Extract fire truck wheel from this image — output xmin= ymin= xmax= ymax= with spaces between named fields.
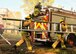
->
xmin=67 ymin=33 xmax=76 ymax=46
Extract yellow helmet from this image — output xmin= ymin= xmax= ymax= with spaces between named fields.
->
xmin=26 ymin=16 xmax=31 ymax=19
xmin=25 ymin=15 xmax=31 ymax=20
xmin=60 ymin=19 xmax=64 ymax=23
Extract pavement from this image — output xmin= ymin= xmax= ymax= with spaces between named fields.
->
xmin=0 ymin=33 xmax=76 ymax=54
xmin=0 ymin=40 xmax=76 ymax=54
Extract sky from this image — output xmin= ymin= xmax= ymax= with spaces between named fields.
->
xmin=0 ymin=0 xmax=23 ymax=11
xmin=52 ymin=0 xmax=76 ymax=11
xmin=0 ymin=0 xmax=25 ymax=19
xmin=0 ymin=0 xmax=76 ymax=19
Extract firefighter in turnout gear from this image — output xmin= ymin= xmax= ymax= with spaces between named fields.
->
xmin=13 ymin=2 xmax=42 ymax=52
xmin=33 ymin=2 xmax=42 ymax=17
xmin=52 ymin=19 xmax=67 ymax=48
xmin=31 ymin=2 xmax=45 ymax=18
xmin=13 ymin=16 xmax=33 ymax=52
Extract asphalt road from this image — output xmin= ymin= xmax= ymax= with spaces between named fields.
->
xmin=0 ymin=32 xmax=76 ymax=54
xmin=0 ymin=39 xmax=76 ymax=54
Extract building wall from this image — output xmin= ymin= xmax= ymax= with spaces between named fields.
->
xmin=0 ymin=8 xmax=21 ymax=34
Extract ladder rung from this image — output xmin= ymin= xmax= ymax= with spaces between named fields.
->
xmin=71 ymin=25 xmax=73 ymax=32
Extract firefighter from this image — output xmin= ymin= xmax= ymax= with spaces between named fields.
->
xmin=13 ymin=16 xmax=33 ymax=52
xmin=13 ymin=2 xmax=43 ymax=52
xmin=31 ymin=2 xmax=41 ymax=18
xmin=35 ymin=2 xmax=42 ymax=11
xmin=0 ymin=24 xmax=4 ymax=35
xmin=0 ymin=24 xmax=4 ymax=39
xmin=52 ymin=19 xmax=67 ymax=48
xmin=31 ymin=2 xmax=45 ymax=18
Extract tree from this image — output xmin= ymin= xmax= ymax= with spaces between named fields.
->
xmin=20 ymin=0 xmax=54 ymax=15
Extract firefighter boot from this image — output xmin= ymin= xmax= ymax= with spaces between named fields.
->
xmin=61 ymin=41 xmax=66 ymax=49
xmin=14 ymin=45 xmax=17 ymax=50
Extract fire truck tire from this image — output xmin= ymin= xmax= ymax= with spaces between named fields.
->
xmin=66 ymin=33 xmax=76 ymax=46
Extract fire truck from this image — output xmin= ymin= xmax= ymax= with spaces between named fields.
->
xmin=2 ymin=6 xmax=76 ymax=48
xmin=32 ymin=6 xmax=76 ymax=47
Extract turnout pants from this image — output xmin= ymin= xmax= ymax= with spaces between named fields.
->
xmin=15 ymin=31 xmax=32 ymax=51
